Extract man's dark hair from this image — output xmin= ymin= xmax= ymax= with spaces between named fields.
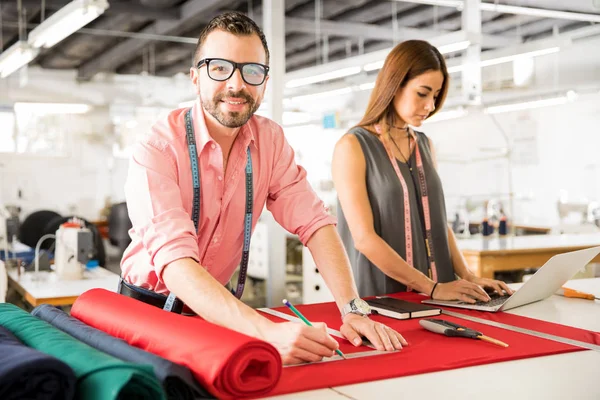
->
xmin=193 ymin=11 xmax=270 ymax=66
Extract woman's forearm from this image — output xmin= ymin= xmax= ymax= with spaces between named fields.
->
xmin=355 ymin=232 xmax=435 ymax=295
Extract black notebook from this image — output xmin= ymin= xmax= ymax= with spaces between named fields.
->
xmin=366 ymin=296 xmax=441 ymax=320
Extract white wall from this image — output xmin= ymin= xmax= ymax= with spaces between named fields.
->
xmin=425 ymin=92 xmax=600 ymax=226
xmin=0 ymin=139 xmax=129 ymax=221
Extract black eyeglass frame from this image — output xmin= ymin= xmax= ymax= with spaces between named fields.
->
xmin=196 ymin=58 xmax=270 ymax=86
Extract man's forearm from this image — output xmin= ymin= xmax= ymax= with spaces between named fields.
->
xmin=162 ymin=258 xmax=271 ymax=338
xmin=306 ymin=225 xmax=360 ymax=310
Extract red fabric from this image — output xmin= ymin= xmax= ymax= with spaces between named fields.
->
xmin=261 ymin=292 xmax=600 ymax=397
xmin=71 ymin=289 xmax=282 ymax=399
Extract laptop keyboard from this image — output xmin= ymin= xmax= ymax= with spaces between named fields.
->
xmin=459 ymin=294 xmax=511 ymax=307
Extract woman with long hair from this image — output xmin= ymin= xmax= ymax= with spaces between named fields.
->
xmin=332 ymin=40 xmax=512 ymax=302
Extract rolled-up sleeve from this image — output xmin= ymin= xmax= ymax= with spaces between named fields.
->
xmin=266 ymin=128 xmax=336 ymax=245
xmin=125 ymin=139 xmax=199 ymax=280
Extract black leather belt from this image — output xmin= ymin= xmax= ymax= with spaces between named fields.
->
xmin=117 ymin=278 xmax=185 ymax=314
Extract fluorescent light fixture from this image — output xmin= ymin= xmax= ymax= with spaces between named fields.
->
xmin=14 ymin=102 xmax=92 ymax=115
xmin=178 ymin=99 xmax=196 ymax=108
xmin=479 ymin=3 xmax=600 ymax=23
xmin=364 ymin=40 xmax=470 ymax=73
xmin=437 ymin=40 xmax=471 ymax=54
xmin=392 ymin=0 xmax=463 ymax=8
xmin=28 ymin=0 xmax=109 ymax=48
xmin=290 ymin=87 xmax=353 ymax=102
xmin=396 ymin=1 xmax=600 ymax=23
xmin=358 ymin=81 xmax=376 ymax=91
xmin=286 ymin=66 xmax=362 ymax=88
xmin=479 ymin=47 xmax=560 ymax=67
xmin=424 ymin=106 xmax=468 ymax=123
xmin=363 ymin=60 xmax=384 ymax=72
xmin=484 ymin=94 xmax=574 ymax=114
xmin=446 ymin=46 xmax=560 ymax=74
xmin=282 ymin=111 xmax=313 ymax=126
xmin=0 ymin=41 xmax=39 ymax=78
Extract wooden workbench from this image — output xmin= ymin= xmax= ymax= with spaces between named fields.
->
xmin=457 ymin=233 xmax=600 ymax=278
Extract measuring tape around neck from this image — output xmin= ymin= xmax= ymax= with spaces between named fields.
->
xmin=164 ymin=109 xmax=254 ymax=311
xmin=375 ymin=125 xmax=438 ymax=284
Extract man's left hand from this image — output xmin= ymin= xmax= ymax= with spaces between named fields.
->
xmin=340 ymin=314 xmax=407 ymax=351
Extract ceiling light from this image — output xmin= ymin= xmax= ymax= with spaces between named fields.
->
xmin=392 ymin=0 xmax=463 ymax=8
xmin=286 ymin=66 xmax=362 ymax=88
xmin=178 ymin=99 xmax=196 ymax=108
xmin=28 ymin=0 xmax=109 ymax=49
xmin=363 ymin=60 xmax=384 ymax=72
xmin=483 ymin=94 xmax=574 ymax=114
xmin=289 ymin=87 xmax=353 ymax=102
xmin=14 ymin=102 xmax=92 ymax=115
xmin=423 ymin=106 xmax=468 ymax=123
xmin=479 ymin=47 xmax=560 ymax=67
xmin=446 ymin=46 xmax=560 ymax=74
xmin=0 ymin=41 xmax=39 ymax=78
xmin=437 ymin=40 xmax=471 ymax=54
xmin=397 ymin=1 xmax=600 ymax=23
xmin=364 ymin=40 xmax=470 ymax=73
xmin=479 ymin=3 xmax=600 ymax=23
xmin=358 ymin=81 xmax=376 ymax=91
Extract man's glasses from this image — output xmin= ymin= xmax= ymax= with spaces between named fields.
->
xmin=197 ymin=58 xmax=269 ymax=86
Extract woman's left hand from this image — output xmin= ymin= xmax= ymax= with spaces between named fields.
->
xmin=465 ymin=275 xmax=514 ymax=296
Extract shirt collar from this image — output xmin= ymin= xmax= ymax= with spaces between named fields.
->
xmin=191 ymin=98 xmax=257 ymax=152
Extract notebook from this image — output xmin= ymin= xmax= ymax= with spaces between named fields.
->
xmin=422 ymin=245 xmax=600 ymax=312
xmin=366 ymin=296 xmax=441 ymax=320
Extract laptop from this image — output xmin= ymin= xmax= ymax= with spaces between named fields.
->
xmin=422 ymin=245 xmax=600 ymax=312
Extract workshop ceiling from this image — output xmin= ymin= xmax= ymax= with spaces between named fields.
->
xmin=0 ymin=0 xmax=596 ymax=81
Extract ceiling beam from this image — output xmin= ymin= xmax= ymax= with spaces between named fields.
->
xmin=286 ymin=17 xmax=518 ymax=47
xmin=392 ymin=1 xmax=600 ymax=23
xmin=17 ymin=0 xmax=180 ymax=20
xmin=77 ymin=0 xmax=233 ymax=80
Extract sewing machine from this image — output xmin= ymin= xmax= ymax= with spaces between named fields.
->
xmin=53 ymin=220 xmax=94 ymax=280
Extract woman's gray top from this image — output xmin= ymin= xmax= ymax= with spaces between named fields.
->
xmin=337 ymin=127 xmax=455 ymax=297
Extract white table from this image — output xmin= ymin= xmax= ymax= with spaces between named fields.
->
xmin=7 ymin=267 xmax=120 ymax=307
xmin=265 ymin=278 xmax=600 ymax=400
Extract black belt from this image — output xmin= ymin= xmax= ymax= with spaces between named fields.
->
xmin=117 ymin=279 xmax=186 ymax=314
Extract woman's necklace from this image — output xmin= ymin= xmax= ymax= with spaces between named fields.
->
xmin=388 ymin=127 xmax=413 ymax=172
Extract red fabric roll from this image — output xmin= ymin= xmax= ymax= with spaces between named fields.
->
xmin=71 ymin=289 xmax=281 ymax=399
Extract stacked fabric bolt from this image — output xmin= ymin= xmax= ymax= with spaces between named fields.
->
xmin=0 ymin=303 xmax=165 ymax=400
xmin=32 ymin=304 xmax=213 ymax=400
xmin=0 ymin=325 xmax=76 ymax=400
xmin=72 ymin=289 xmax=283 ymax=399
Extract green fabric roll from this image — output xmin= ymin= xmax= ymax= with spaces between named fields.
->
xmin=0 ymin=303 xmax=165 ymax=400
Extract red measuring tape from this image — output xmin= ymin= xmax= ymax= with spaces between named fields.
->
xmin=375 ymin=125 xmax=438 ymax=285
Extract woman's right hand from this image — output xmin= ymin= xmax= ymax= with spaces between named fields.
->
xmin=432 ymin=280 xmax=491 ymax=303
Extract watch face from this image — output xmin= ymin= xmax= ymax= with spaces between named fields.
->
xmin=353 ymin=298 xmax=371 ymax=314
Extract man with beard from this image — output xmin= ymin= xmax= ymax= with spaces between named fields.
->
xmin=120 ymin=11 xmax=406 ymax=365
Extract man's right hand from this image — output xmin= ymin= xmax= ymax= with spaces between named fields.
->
xmin=261 ymin=321 xmax=340 ymax=365
xmin=433 ymin=280 xmax=491 ymax=303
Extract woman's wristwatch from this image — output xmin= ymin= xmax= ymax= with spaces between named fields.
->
xmin=341 ymin=298 xmax=372 ymax=319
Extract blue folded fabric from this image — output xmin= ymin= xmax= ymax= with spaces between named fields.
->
xmin=0 ymin=325 xmax=76 ymax=400
xmin=32 ymin=304 xmax=213 ymax=399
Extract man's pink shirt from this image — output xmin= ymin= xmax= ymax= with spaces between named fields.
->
xmin=121 ymin=101 xmax=335 ymax=294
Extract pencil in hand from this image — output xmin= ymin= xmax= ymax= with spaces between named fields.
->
xmin=282 ymin=299 xmax=347 ymax=360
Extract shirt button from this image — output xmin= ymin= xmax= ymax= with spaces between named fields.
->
xmin=211 ymin=143 xmax=216 ymax=150
xmin=213 ymin=237 xmax=218 ymax=243
xmin=218 ymin=176 xmax=223 ymax=181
